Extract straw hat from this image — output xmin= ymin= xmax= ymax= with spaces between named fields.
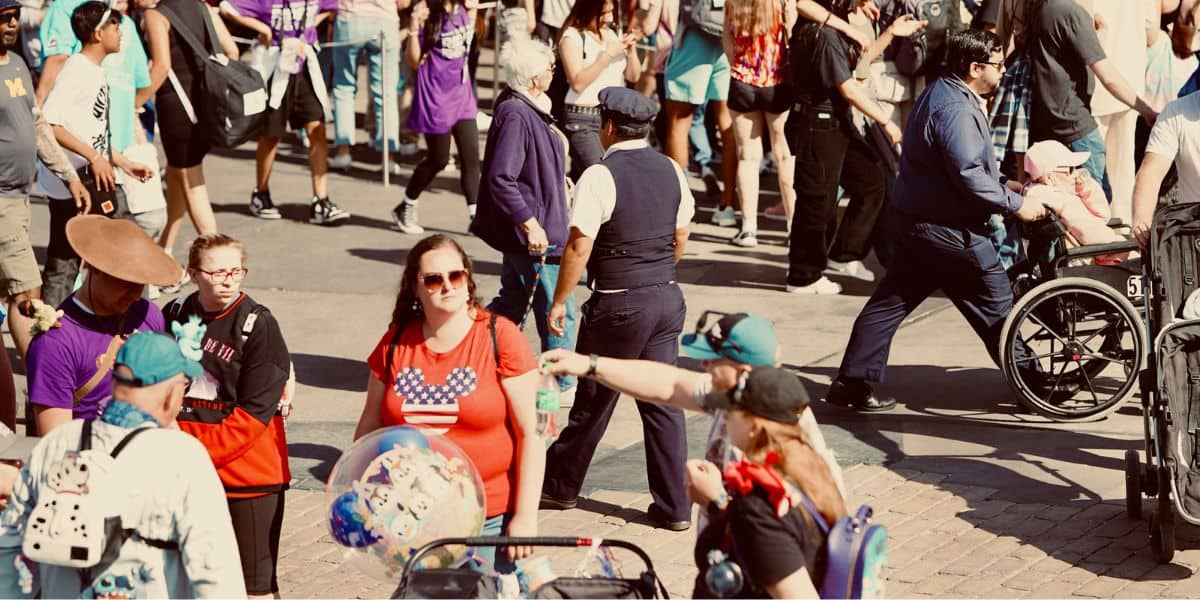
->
xmin=65 ymin=215 xmax=180 ymax=286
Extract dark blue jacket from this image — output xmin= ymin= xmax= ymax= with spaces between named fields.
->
xmin=470 ymin=88 xmax=569 ymax=257
xmin=891 ymin=75 xmax=1023 ymax=231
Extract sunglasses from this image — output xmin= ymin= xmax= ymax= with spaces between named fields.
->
xmin=420 ymin=269 xmax=469 ymax=293
xmin=0 ymin=9 xmax=20 ymax=23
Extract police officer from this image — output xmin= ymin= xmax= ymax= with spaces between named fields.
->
xmin=826 ymin=30 xmax=1047 ymax=411
xmin=543 ymin=86 xmax=695 ymax=531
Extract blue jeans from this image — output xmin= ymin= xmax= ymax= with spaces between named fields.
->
xmin=488 ymin=253 xmax=578 ymax=390
xmin=467 ymin=514 xmax=516 ymax=575
xmin=689 ymin=102 xmax=712 ymax=168
xmin=331 ymin=15 xmax=401 ymax=151
xmin=1068 ymin=128 xmax=1112 ymax=202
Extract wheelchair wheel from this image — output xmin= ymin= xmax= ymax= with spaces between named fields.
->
xmin=999 ymin=277 xmax=1146 ymax=422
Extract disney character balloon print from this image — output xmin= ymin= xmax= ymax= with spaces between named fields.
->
xmin=325 ymin=426 xmax=486 ymax=580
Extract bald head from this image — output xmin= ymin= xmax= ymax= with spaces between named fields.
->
xmin=111 ymin=365 xmax=188 ymax=426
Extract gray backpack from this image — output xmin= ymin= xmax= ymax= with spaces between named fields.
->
xmin=683 ymin=0 xmax=725 ymax=40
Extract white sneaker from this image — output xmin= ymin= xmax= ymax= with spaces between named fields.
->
xmin=711 ymin=206 xmax=736 ymax=227
xmin=476 ymin=111 xmax=493 ymax=131
xmin=392 ymin=201 xmax=424 ymax=234
xmin=786 ymin=276 xmax=843 ymax=295
xmin=731 ymin=230 xmax=758 ymax=248
xmin=397 ymin=141 xmax=419 ymax=157
xmin=826 ymin=259 xmax=876 ymax=282
xmin=467 ymin=203 xmax=477 ymax=220
xmin=328 ymin=153 xmax=352 ymax=169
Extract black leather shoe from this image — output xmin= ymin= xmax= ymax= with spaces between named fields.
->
xmin=646 ymin=504 xmax=690 ymax=531
xmin=825 ymin=378 xmax=898 ymax=412
xmin=540 ymin=493 xmax=577 ymax=510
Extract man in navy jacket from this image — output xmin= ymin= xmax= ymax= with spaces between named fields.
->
xmin=471 ymin=38 xmax=576 ymax=387
xmin=826 ymin=30 xmax=1047 ymax=412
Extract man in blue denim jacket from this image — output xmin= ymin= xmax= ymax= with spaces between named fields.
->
xmin=825 ymin=30 xmax=1048 ymax=412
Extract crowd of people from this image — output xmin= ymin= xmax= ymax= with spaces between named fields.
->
xmin=0 ymin=0 xmax=1195 ymax=597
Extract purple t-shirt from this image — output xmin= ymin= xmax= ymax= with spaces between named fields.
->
xmin=227 ymin=0 xmax=335 ymax=45
xmin=27 ymin=296 xmax=166 ymax=420
xmin=407 ymin=6 xmax=478 ymax=135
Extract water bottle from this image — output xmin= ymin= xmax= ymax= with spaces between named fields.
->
xmin=536 ymin=370 xmax=561 ymax=441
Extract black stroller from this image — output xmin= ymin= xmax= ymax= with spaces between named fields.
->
xmin=1125 ymin=201 xmax=1200 ymax=562
xmin=391 ymin=536 xmax=671 ymax=599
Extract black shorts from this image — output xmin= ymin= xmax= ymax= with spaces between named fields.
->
xmin=156 ymin=85 xmax=211 ymax=169
xmin=728 ymin=79 xmax=792 ymax=114
xmin=264 ymin=71 xmax=326 ymax=139
xmin=228 ymin=492 xmax=285 ymax=595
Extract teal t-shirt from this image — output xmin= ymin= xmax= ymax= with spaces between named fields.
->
xmin=41 ymin=8 xmax=150 ymax=152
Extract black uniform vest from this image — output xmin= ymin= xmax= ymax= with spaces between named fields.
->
xmin=587 ymin=147 xmax=681 ymax=290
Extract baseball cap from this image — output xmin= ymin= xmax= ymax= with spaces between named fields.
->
xmin=702 ymin=367 xmax=810 ymax=424
xmin=680 ymin=312 xmax=778 ymax=367
xmin=113 ymin=332 xmax=203 ymax=387
xmin=1024 ymin=140 xmax=1090 ymax=181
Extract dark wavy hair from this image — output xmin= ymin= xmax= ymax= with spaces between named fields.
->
xmin=560 ymin=0 xmax=617 ymax=40
xmin=389 ymin=234 xmax=483 ymax=330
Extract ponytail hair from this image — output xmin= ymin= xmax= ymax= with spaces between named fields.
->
xmin=744 ymin=414 xmax=846 ymax=527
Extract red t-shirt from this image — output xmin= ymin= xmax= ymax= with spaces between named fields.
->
xmin=367 ymin=311 xmax=537 ymax=517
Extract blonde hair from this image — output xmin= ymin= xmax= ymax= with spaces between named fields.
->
xmin=187 ymin=234 xmax=246 ymax=270
xmin=728 ymin=0 xmax=781 ymax=38
xmin=743 ymin=412 xmax=846 ymax=526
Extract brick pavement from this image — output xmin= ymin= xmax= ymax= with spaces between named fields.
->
xmin=276 ymin=464 xmax=1200 ymax=598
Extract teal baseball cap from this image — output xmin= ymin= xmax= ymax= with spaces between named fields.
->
xmin=680 ymin=312 xmax=779 ymax=367
xmin=113 ymin=332 xmax=203 ymax=387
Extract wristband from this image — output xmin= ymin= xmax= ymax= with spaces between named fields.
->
xmin=586 ymin=354 xmax=598 ymax=379
xmin=707 ymin=491 xmax=729 ymax=515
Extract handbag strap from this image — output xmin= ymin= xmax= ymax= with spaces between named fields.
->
xmin=73 ymin=314 xmax=128 ymax=405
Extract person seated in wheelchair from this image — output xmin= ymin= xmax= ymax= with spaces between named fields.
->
xmin=1022 ymin=140 xmax=1132 ymax=265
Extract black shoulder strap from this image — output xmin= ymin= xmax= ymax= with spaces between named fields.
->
xmin=111 ymin=426 xmax=153 ymax=459
xmin=80 ymin=419 xmax=94 ymax=452
xmin=242 ymin=304 xmax=267 ymax=344
xmin=163 ymin=296 xmax=186 ymax=323
xmin=155 ymin=4 xmax=212 ymax=60
xmin=488 ymin=313 xmax=500 ymax=367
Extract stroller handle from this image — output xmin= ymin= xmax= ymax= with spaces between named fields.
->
xmin=400 ymin=536 xmax=661 ymax=583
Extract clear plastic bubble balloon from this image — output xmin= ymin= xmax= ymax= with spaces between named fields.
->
xmin=325 ymin=425 xmax=487 ymax=580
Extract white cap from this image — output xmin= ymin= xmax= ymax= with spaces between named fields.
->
xmin=1024 ymin=140 xmax=1090 ymax=181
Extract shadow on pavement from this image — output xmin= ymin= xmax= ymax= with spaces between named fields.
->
xmin=288 ymin=441 xmax=343 ymax=488
xmin=347 ymin=247 xmax=504 ymax=277
xmin=790 ymin=364 xmax=1192 ymax=580
xmin=292 ymin=353 xmax=369 ymax=392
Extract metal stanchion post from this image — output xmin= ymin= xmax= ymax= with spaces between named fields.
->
xmin=491 ymin=6 xmax=499 ymax=107
xmin=380 ymin=30 xmax=390 ymax=187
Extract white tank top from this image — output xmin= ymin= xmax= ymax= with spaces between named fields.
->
xmin=562 ymin=27 xmax=626 ymax=107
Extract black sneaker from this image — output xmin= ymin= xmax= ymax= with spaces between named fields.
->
xmin=825 ymin=377 xmax=897 ymax=412
xmin=249 ymin=189 xmax=282 ymax=220
xmin=310 ymin=196 xmax=350 ymax=226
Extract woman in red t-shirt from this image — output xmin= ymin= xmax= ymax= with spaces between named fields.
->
xmin=354 ymin=234 xmax=542 ymax=572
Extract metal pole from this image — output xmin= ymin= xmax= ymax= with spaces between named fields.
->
xmin=491 ymin=6 xmax=499 ymax=109
xmin=380 ymin=30 xmax=391 ymax=188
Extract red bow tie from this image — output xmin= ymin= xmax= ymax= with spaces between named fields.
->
xmin=723 ymin=452 xmax=791 ymax=515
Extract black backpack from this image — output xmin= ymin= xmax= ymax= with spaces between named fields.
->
xmin=891 ymin=0 xmax=965 ymax=77
xmin=156 ymin=4 xmax=268 ymax=148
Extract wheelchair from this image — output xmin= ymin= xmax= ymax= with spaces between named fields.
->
xmin=996 ymin=213 xmax=1146 ymax=422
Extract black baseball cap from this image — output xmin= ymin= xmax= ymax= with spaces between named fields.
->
xmin=703 ymin=367 xmax=810 ymax=424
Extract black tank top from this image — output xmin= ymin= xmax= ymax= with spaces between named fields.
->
xmin=156 ymin=0 xmax=208 ymax=90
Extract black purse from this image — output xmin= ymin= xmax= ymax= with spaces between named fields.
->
xmin=393 ymin=569 xmax=501 ymax=599
xmin=77 ymin=164 xmax=129 ymax=218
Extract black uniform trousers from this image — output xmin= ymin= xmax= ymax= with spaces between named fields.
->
xmin=543 ymin=282 xmax=690 ymax=521
xmin=839 ymin=213 xmax=1014 ymax=382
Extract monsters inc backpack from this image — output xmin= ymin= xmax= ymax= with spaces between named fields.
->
xmin=791 ymin=488 xmax=888 ymax=599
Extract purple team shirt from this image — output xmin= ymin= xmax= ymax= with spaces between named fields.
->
xmin=27 ymin=297 xmax=166 ymax=420
xmin=407 ymin=6 xmax=478 ymax=135
xmin=227 ymin=0 xmax=336 ymax=46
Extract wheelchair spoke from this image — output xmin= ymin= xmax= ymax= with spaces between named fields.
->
xmin=1080 ymin=351 xmax=1131 ymax=367
xmin=1078 ymin=361 xmax=1100 ymax=407
xmin=1027 ymin=313 xmax=1070 ymax=346
xmin=1014 ymin=351 xmax=1062 ymax=365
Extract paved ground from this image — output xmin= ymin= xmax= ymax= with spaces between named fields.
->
xmin=11 ymin=62 xmax=1200 ymax=596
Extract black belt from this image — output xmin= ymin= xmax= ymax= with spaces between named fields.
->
xmin=565 ymin=104 xmax=602 ymax=115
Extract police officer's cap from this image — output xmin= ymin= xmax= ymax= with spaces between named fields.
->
xmin=598 ymin=87 xmax=658 ymax=125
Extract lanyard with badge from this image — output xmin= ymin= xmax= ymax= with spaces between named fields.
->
xmin=276 ymin=0 xmax=309 ymax=74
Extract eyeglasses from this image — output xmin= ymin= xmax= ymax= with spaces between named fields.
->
xmin=420 ymin=269 xmax=469 ymax=293
xmin=195 ymin=267 xmax=248 ymax=282
xmin=975 ymin=60 xmax=1004 ymax=70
